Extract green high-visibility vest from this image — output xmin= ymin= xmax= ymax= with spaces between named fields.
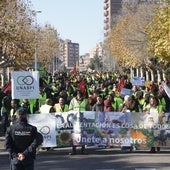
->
xmin=54 ymin=103 xmax=69 ymax=112
xmin=69 ymin=98 xmax=88 ymax=111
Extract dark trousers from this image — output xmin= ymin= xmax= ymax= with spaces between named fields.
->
xmin=10 ymin=157 xmax=34 ymax=170
xmin=150 ymin=147 xmax=160 ymax=153
xmin=72 ymin=145 xmax=85 ymax=153
xmin=1 ymin=113 xmax=9 ymax=134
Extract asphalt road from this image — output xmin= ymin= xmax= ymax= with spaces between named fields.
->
xmin=1 ymin=146 xmax=170 ymax=170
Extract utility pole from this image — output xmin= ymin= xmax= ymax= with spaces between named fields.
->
xmin=33 ymin=10 xmax=42 ymax=71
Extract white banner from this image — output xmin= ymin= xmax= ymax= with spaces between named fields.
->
xmin=120 ymin=88 xmax=133 ymax=97
xmin=11 ymin=71 xmax=39 ymax=99
xmin=28 ymin=113 xmax=56 ymax=147
xmin=28 ymin=111 xmax=170 ymax=148
xmin=162 ymin=82 xmax=170 ymax=99
xmin=131 ymin=77 xmax=145 ymax=86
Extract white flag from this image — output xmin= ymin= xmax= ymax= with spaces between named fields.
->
xmin=162 ymin=82 xmax=170 ymax=99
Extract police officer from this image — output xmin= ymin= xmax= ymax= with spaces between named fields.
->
xmin=5 ymin=107 xmax=41 ymax=170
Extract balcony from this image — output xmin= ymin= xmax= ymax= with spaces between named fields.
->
xmin=104 ymin=17 xmax=109 ymax=23
xmin=104 ymin=0 xmax=109 ymax=3
xmin=104 ymin=10 xmax=109 ymax=17
xmin=104 ymin=24 xmax=110 ymax=30
xmin=104 ymin=32 xmax=109 ymax=37
xmin=104 ymin=3 xmax=109 ymax=10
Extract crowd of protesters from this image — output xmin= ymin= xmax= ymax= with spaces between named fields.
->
xmin=0 ymin=70 xmax=170 ymax=153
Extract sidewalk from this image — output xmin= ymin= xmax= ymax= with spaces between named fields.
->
xmin=0 ymin=136 xmax=7 ymax=155
xmin=0 ymin=136 xmax=5 ymax=149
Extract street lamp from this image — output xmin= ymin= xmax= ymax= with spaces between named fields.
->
xmin=33 ymin=10 xmax=42 ymax=71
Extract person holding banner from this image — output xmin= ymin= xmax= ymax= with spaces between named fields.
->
xmin=69 ymin=90 xmax=90 ymax=155
xmin=54 ymin=97 xmax=69 ymax=112
xmin=146 ymin=96 xmax=165 ymax=153
xmin=92 ymin=95 xmax=104 ymax=112
xmin=104 ymin=94 xmax=114 ymax=112
xmin=69 ymin=90 xmax=90 ymax=112
xmin=39 ymin=98 xmax=55 ymax=151
xmin=39 ymin=98 xmax=55 ymax=114
xmin=119 ymin=95 xmax=139 ymax=113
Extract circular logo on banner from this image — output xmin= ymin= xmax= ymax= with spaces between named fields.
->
xmin=17 ymin=76 xmax=34 ymax=85
xmin=39 ymin=126 xmax=50 ymax=135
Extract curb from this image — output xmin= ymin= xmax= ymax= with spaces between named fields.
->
xmin=0 ymin=136 xmax=5 ymax=141
xmin=0 ymin=136 xmax=5 ymax=151
xmin=0 ymin=149 xmax=7 ymax=155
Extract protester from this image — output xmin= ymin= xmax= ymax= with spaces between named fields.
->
xmin=145 ymin=96 xmax=165 ymax=153
xmin=92 ymin=95 xmax=104 ymax=112
xmin=20 ymin=99 xmax=32 ymax=114
xmin=104 ymin=94 xmax=114 ymax=112
xmin=54 ymin=97 xmax=69 ymax=112
xmin=39 ymin=98 xmax=55 ymax=151
xmin=9 ymin=99 xmax=21 ymax=125
xmin=109 ymin=91 xmax=123 ymax=111
xmin=69 ymin=90 xmax=90 ymax=155
xmin=119 ymin=95 xmax=139 ymax=112
xmin=39 ymin=98 xmax=55 ymax=113
xmin=39 ymin=88 xmax=47 ymax=107
xmin=69 ymin=90 xmax=90 ymax=112
xmin=1 ymin=91 xmax=11 ymax=134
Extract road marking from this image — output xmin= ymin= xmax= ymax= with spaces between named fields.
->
xmin=95 ymin=169 xmax=156 ymax=170
xmin=135 ymin=168 xmax=156 ymax=170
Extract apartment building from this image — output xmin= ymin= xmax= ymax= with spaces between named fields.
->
xmin=59 ymin=39 xmax=79 ymax=69
xmin=104 ymin=0 xmax=122 ymax=37
xmin=104 ymin=0 xmax=159 ymax=37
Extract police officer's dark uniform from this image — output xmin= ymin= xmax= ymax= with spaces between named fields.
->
xmin=5 ymin=107 xmax=41 ymax=170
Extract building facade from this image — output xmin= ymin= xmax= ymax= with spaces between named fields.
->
xmin=58 ymin=39 xmax=79 ymax=70
xmin=104 ymin=0 xmax=122 ymax=37
xmin=104 ymin=0 xmax=158 ymax=37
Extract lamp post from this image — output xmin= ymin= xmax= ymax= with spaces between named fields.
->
xmin=34 ymin=10 xmax=42 ymax=71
